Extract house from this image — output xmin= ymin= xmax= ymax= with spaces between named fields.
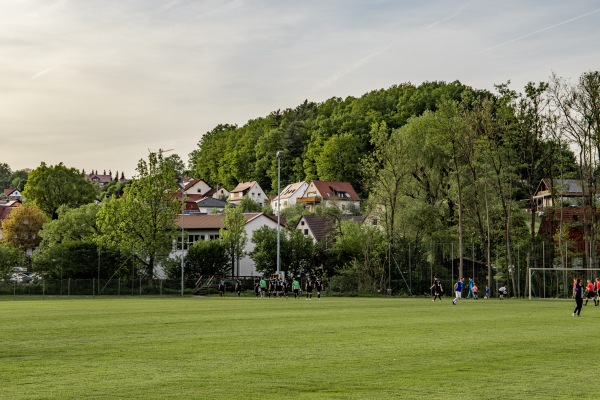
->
xmin=533 ymin=179 xmax=585 ymax=212
xmin=229 ymin=181 xmax=267 ymax=207
xmin=175 ymin=192 xmax=204 ymax=214
xmin=271 ymin=181 xmax=308 ymax=215
xmin=84 ymin=170 xmax=113 ymax=187
xmin=173 ymin=212 xmax=283 ymax=276
xmin=3 ymin=188 xmax=22 ymax=201
xmin=205 ymin=186 xmax=230 ymax=201
xmin=296 ymin=214 xmax=363 ymax=245
xmin=196 ymin=197 xmax=231 ymax=214
xmin=183 ymin=178 xmax=212 ymax=196
xmin=538 ymin=207 xmax=600 ymax=256
xmin=296 ymin=181 xmax=361 ymax=214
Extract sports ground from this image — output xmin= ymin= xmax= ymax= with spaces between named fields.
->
xmin=1 ymin=296 xmax=595 ymax=399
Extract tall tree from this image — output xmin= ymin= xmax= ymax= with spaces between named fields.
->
xmin=96 ymin=151 xmax=180 ymax=277
xmin=0 ymin=243 xmax=27 ymax=277
xmin=0 ymin=163 xmax=12 ymax=190
xmin=9 ymin=169 xmax=30 ymax=191
xmin=2 ymin=205 xmax=48 ymax=252
xmin=550 ymin=71 xmax=600 ymax=268
xmin=219 ymin=206 xmax=247 ymax=277
xmin=23 ymin=163 xmax=97 ymax=219
xmin=39 ymin=204 xmax=100 ymax=247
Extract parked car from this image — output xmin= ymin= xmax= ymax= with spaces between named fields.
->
xmin=9 ymin=273 xmax=32 ymax=283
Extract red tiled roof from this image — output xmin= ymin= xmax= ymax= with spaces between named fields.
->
xmin=84 ymin=174 xmax=113 ymax=183
xmin=183 ymin=178 xmax=209 ymax=191
xmin=3 ymin=188 xmax=17 ymax=196
xmin=231 ymin=181 xmax=257 ymax=193
xmin=175 ymin=213 xmax=263 ymax=229
xmin=0 ymin=206 xmax=15 ymax=223
xmin=175 ymin=192 xmax=204 ymax=201
xmin=310 ymin=181 xmax=360 ymax=201
xmin=299 ymin=214 xmax=362 ymax=242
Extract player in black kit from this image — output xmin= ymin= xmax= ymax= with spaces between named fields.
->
xmin=305 ymin=277 xmax=313 ymax=300
xmin=315 ymin=277 xmax=323 ymax=300
xmin=430 ymin=275 xmax=443 ymax=302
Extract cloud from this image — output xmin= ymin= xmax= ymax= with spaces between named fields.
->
xmin=480 ymin=7 xmax=600 ymax=53
xmin=29 ymin=66 xmax=57 ymax=80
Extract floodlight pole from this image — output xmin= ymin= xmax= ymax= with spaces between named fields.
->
xmin=276 ymin=150 xmax=283 ymax=278
xmin=181 ymin=190 xmax=185 ymax=297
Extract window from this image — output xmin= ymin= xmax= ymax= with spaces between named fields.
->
xmin=300 ymin=221 xmax=305 ymax=226
xmin=304 ymin=229 xmax=309 ymax=235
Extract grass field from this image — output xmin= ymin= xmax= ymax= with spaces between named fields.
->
xmin=1 ymin=295 xmax=596 ymax=399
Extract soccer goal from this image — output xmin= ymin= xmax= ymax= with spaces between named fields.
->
xmin=528 ymin=268 xmax=600 ymax=300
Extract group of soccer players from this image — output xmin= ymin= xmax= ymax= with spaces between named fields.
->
xmin=253 ymin=276 xmax=324 ymax=300
xmin=581 ymin=278 xmax=600 ymax=306
xmin=572 ymin=277 xmax=600 ymax=317
xmin=430 ymin=275 xmax=492 ymax=305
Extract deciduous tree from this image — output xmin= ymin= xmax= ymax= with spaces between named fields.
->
xmin=2 ymin=205 xmax=48 ymax=251
xmin=23 ymin=163 xmax=97 ymax=219
xmin=220 ymin=206 xmax=247 ymax=277
xmin=96 ymin=151 xmax=180 ymax=277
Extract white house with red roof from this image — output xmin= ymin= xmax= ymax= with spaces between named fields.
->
xmin=296 ymin=180 xmax=361 ymax=214
xmin=3 ymin=188 xmax=22 ymax=201
xmin=205 ymin=186 xmax=230 ymax=201
xmin=229 ymin=181 xmax=267 ymax=207
xmin=271 ymin=181 xmax=308 ymax=215
xmin=183 ymin=178 xmax=212 ymax=196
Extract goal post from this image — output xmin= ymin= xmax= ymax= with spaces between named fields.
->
xmin=528 ymin=268 xmax=600 ymax=300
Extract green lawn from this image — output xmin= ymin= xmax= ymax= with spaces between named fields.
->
xmin=0 ymin=295 xmax=594 ymax=399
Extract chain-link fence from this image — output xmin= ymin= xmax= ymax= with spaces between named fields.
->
xmin=0 ymin=275 xmax=266 ymax=299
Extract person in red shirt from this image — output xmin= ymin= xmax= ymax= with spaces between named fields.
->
xmin=594 ymin=278 xmax=600 ymax=306
xmin=584 ymin=279 xmax=595 ymax=306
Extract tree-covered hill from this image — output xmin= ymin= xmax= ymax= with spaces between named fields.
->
xmin=188 ymin=80 xmax=491 ymax=197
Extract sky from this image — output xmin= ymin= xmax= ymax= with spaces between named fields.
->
xmin=2 ymin=0 xmax=599 ymax=178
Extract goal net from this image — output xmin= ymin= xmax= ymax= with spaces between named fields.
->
xmin=528 ymin=268 xmax=600 ymax=300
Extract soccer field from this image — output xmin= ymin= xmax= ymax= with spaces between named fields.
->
xmin=1 ymin=296 xmax=595 ymax=399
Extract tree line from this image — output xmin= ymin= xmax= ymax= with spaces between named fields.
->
xmin=2 ymin=72 xmax=600 ymax=296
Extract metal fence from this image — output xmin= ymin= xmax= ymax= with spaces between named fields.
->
xmin=0 ymin=278 xmax=199 ymax=298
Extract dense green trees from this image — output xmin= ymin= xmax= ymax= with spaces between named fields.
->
xmin=219 ymin=206 xmax=248 ymax=277
xmin=96 ymin=151 xmax=180 ymax=277
xmin=181 ymin=240 xmax=229 ymax=279
xmin=23 ymin=163 xmax=97 ymax=219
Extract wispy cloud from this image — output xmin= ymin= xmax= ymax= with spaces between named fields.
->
xmin=316 ymin=5 xmax=465 ymax=90
xmin=315 ymin=43 xmax=394 ymax=89
xmin=29 ymin=66 xmax=57 ymax=80
xmin=480 ymin=7 xmax=600 ymax=53
xmin=426 ymin=6 xmax=464 ymax=29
